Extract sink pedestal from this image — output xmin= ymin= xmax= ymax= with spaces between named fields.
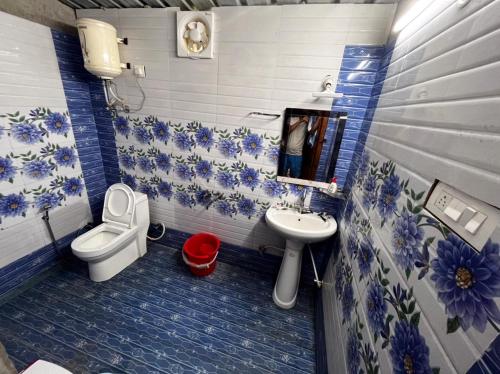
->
xmin=273 ymin=239 xmax=304 ymax=309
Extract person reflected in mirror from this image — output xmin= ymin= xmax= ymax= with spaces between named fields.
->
xmin=280 ymin=115 xmax=321 ymax=178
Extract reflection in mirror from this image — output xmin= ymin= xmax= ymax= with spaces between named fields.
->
xmin=277 ymin=108 xmax=346 ymax=187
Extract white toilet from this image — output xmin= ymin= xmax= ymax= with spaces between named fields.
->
xmin=71 ymin=183 xmax=150 ymax=282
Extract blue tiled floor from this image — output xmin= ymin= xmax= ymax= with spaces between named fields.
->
xmin=0 ymin=243 xmax=316 ymax=373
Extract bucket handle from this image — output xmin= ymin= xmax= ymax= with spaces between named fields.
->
xmin=182 ymin=251 xmax=218 ymax=269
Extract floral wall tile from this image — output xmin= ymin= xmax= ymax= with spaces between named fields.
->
xmin=324 ymin=147 xmax=500 ymax=373
xmin=0 ymin=108 xmax=88 ymax=229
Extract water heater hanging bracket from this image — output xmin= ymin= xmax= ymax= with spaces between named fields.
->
xmin=117 ymin=37 xmax=128 ymax=45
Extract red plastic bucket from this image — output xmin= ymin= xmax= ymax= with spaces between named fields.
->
xmin=182 ymin=233 xmax=221 ymax=276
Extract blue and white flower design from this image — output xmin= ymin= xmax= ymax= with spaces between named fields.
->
xmin=239 ymin=167 xmax=260 ymax=190
xmin=23 ymin=160 xmax=52 ymax=179
xmin=289 ymin=184 xmax=309 ymax=197
xmin=346 ymin=329 xmax=360 ymax=374
xmin=114 ymin=116 xmax=130 ymax=137
xmin=44 ymin=112 xmax=70 ymax=135
xmin=242 ymin=133 xmax=263 ymax=157
xmin=158 ymin=181 xmax=173 ymax=199
xmin=262 ymin=180 xmax=284 ymax=198
xmin=362 ymin=174 xmax=377 ymax=209
xmin=137 ymin=156 xmax=154 ymax=173
xmin=392 ymin=209 xmax=424 ymax=271
xmin=195 ymin=190 xmax=212 ymax=207
xmin=133 ymin=127 xmax=152 ymax=144
xmin=155 ymin=153 xmax=171 ymax=173
xmin=0 ymin=193 xmax=28 ymax=217
xmin=174 ymin=132 xmax=193 ymax=151
xmin=122 ymin=173 xmax=137 ymax=190
xmin=35 ymin=192 xmax=61 ymax=210
xmin=366 ymin=282 xmax=387 ymax=336
xmin=0 ymin=156 xmax=16 ymax=182
xmin=346 ymin=232 xmax=358 ymax=258
xmin=54 ymin=147 xmax=76 ymax=167
xmin=430 ymin=235 xmax=500 ymax=332
xmin=216 ymin=171 xmax=238 ymax=190
xmin=63 ymin=177 xmax=83 ymax=196
xmin=195 ymin=127 xmax=214 ymax=150
xmin=175 ymin=191 xmax=194 ymax=207
xmin=377 ymin=174 xmax=401 ymax=219
xmin=389 ymin=320 xmax=431 ymax=374
xmin=138 ymin=184 xmax=157 ymax=200
xmin=267 ymin=147 xmax=280 ymax=163
xmin=342 ymin=281 xmax=355 ymax=320
xmin=119 ymin=153 xmax=136 ymax=170
xmin=195 ymin=160 xmax=213 ymax=180
xmin=215 ymin=200 xmax=236 ymax=217
xmin=237 ymin=198 xmax=256 ymax=218
xmin=357 ymin=239 xmax=374 ymax=278
xmin=152 ymin=121 xmax=170 ymax=143
xmin=12 ymin=123 xmax=43 ymax=144
xmin=175 ymin=163 xmax=193 ymax=181
xmin=218 ymin=139 xmax=239 ymax=159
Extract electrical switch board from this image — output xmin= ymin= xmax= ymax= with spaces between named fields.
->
xmin=425 ymin=181 xmax=500 ymax=252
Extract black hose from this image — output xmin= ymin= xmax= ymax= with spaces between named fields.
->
xmin=41 ymin=208 xmax=62 ymax=257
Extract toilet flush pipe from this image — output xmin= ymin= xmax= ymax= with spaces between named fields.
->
xmin=307 ymin=244 xmax=323 ymax=288
xmin=41 ymin=207 xmax=62 ymax=256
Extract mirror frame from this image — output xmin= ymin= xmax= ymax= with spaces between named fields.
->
xmin=276 ymin=108 xmax=347 ymax=189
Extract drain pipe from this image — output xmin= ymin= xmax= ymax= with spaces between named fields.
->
xmin=41 ymin=207 xmax=62 ymax=256
xmin=307 ymin=244 xmax=323 ymax=288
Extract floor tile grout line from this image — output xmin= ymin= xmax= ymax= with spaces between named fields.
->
xmin=3 ymin=302 xmax=178 ymax=374
xmin=13 ymin=293 xmax=276 ymax=374
xmin=138 ymin=251 xmax=315 ymax=314
xmin=120 ymin=254 xmax=314 ymax=320
xmin=114 ymin=266 xmax=315 ymax=331
xmin=37 ymin=278 xmax=316 ymax=367
xmin=0 ymin=313 xmax=127 ymax=374
xmin=18 ymin=289 xmax=310 ymax=373
xmin=59 ymin=267 xmax=315 ymax=340
xmin=53 ymin=270 xmax=316 ymax=348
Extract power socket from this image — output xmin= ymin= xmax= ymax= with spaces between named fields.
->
xmin=435 ymin=190 xmax=453 ymax=211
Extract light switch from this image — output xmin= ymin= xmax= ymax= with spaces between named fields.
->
xmin=461 ymin=206 xmax=477 ymax=223
xmin=465 ymin=212 xmax=487 ymax=235
xmin=444 ymin=198 xmax=466 ymax=222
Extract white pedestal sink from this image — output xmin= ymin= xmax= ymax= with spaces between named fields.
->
xmin=266 ymin=206 xmax=337 ymax=309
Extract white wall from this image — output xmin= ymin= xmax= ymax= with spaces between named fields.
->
xmin=76 ymin=4 xmax=395 ymax=250
xmin=0 ymin=11 xmax=92 ymax=268
xmin=323 ymin=0 xmax=500 ymax=372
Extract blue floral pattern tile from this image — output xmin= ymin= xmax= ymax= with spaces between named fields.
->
xmin=0 ymin=108 xmax=86 ymax=226
xmin=331 ymin=148 xmax=500 ymax=373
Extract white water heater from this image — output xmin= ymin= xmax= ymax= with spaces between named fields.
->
xmin=76 ymin=18 xmax=124 ymax=80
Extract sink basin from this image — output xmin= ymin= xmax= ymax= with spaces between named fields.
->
xmin=265 ymin=206 xmax=337 ymax=309
xmin=265 ymin=207 xmax=337 ymax=243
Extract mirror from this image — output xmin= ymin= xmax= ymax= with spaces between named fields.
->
xmin=277 ymin=108 xmax=346 ymax=187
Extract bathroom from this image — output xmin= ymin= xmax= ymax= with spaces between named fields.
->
xmin=0 ymin=0 xmax=499 ymax=372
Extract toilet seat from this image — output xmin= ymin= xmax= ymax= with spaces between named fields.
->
xmin=103 ymin=183 xmax=136 ymax=227
xmin=71 ymin=223 xmax=138 ymax=261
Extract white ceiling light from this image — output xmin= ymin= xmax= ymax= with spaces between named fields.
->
xmin=177 ymin=11 xmax=214 ymax=59
xmin=392 ymin=0 xmax=433 ymax=33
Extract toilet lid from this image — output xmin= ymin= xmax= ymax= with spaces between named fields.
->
xmin=102 ymin=183 xmax=136 ymax=227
